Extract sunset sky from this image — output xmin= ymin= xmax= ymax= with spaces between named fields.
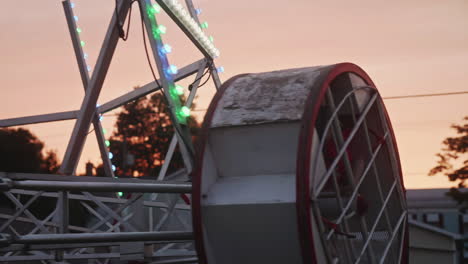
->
xmin=0 ymin=0 xmax=467 ymax=189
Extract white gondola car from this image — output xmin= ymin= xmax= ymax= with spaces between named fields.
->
xmin=192 ymin=63 xmax=408 ymax=264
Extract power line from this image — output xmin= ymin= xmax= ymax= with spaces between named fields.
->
xmin=383 ymin=90 xmax=468 ymax=100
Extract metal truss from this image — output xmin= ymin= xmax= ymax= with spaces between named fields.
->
xmin=0 ymin=172 xmax=194 ymax=263
xmin=0 ymin=0 xmax=221 ymax=262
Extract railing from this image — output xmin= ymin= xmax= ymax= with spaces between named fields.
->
xmin=0 ymin=172 xmax=196 ymax=263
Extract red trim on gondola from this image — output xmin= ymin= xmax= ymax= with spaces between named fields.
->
xmin=296 ymin=62 xmax=407 ymax=264
xmin=180 ymin=194 xmax=190 ymax=205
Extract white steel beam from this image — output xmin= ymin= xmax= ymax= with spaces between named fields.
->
xmin=97 ymin=59 xmax=206 ymax=114
xmin=12 ymin=231 xmax=193 ymax=244
xmin=0 ymin=110 xmax=78 ymax=127
xmin=60 ymin=0 xmax=132 ymax=175
xmin=10 ymin=180 xmax=191 ymax=193
xmin=63 ymin=0 xmax=115 ymax=178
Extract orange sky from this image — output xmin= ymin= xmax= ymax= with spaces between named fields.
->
xmin=0 ymin=0 xmax=467 ymax=189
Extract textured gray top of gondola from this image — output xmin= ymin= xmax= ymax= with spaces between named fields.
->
xmin=211 ymin=66 xmax=324 ymax=128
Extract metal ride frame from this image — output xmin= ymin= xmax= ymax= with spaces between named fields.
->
xmin=311 ymin=85 xmax=407 ymax=264
xmin=0 ymin=0 xmax=221 ymax=262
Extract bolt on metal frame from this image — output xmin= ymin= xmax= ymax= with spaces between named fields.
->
xmin=0 ymin=0 xmax=222 ymax=262
xmin=310 ymin=78 xmax=406 ymax=263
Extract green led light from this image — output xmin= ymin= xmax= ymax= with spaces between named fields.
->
xmin=105 ymin=140 xmax=110 ymax=147
xmin=157 ymin=25 xmax=167 ymax=34
xmin=80 ymin=40 xmax=85 ymax=47
xmin=146 ymin=5 xmax=154 ymax=16
xmin=175 ymin=85 xmax=184 ymax=95
xmin=153 ymin=4 xmax=161 ymax=14
xmin=209 ymin=36 xmax=214 ymax=42
xmin=102 ymin=128 xmax=107 ymax=134
xmin=118 ymin=192 xmax=123 ymax=197
xmin=76 ymin=28 xmax=82 ymax=34
xmin=151 ymin=27 xmax=161 ymax=39
xmin=180 ymin=106 xmax=191 ymax=117
xmin=169 ymin=88 xmax=179 ymax=100
xmin=176 ymin=112 xmax=185 ymax=123
xmin=200 ymin=22 xmax=209 ymax=29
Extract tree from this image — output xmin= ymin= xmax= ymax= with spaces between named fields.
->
xmin=104 ymin=91 xmax=199 ymax=177
xmin=429 ymin=116 xmax=468 ymax=204
xmin=0 ymin=128 xmax=60 ymax=173
xmin=0 ymin=128 xmax=63 ymax=221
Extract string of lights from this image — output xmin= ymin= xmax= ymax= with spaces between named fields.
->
xmin=70 ymin=1 xmax=118 ymax=185
xmin=69 ymin=0 xmax=224 ymax=185
xmin=144 ymin=0 xmax=223 ymax=123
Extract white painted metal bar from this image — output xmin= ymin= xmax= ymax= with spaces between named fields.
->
xmin=0 ymin=239 xmax=194 ymax=253
xmin=82 ymin=191 xmax=137 ymax=232
xmin=8 ymin=188 xmax=190 ymax=210
xmin=315 ymin=93 xmax=378 ymax=195
xmin=0 ymin=253 xmax=117 ymax=262
xmin=0 ymin=59 xmax=204 ymax=129
xmin=97 ymin=59 xmax=205 ymax=114
xmin=148 ymin=61 xmax=206 ymax=232
xmin=11 ymin=180 xmax=191 ymax=192
xmin=184 ymin=0 xmax=200 ymax=23
xmin=209 ymin=60 xmax=222 ymax=89
xmin=55 ymin=191 xmax=69 ymax=261
xmin=0 ymin=212 xmax=88 ymax=233
xmin=139 ymin=0 xmax=195 ymax=170
xmin=62 ymin=0 xmax=90 ymax=88
xmin=185 ymin=60 xmax=208 ymax=107
xmin=13 ymin=231 xmax=193 ymax=244
xmin=324 ymin=105 xmax=359 ymax=261
xmin=79 ymin=201 xmax=114 ymax=230
xmin=154 ymin=194 xmax=180 ymax=231
xmin=60 ymin=0 xmax=132 ymax=175
xmin=0 ymin=191 xmax=43 ymax=232
xmin=374 ymin=97 xmax=407 ymax=211
xmin=311 ymin=203 xmax=335 ymax=263
xmin=311 ymin=87 xmax=375 ymax=192
xmin=353 ymin=180 xmax=397 ymax=264
xmin=182 ymin=0 xmax=223 ymax=89
xmin=87 ymin=193 xmax=142 ymax=232
xmin=348 ymin=89 xmax=398 ymax=263
xmin=151 ymin=257 xmax=198 ymax=264
xmin=156 ymin=60 xmax=207 ymax=181
xmin=325 ymin=132 xmax=389 ymax=240
xmin=28 ymin=209 xmax=60 ymax=234
xmin=324 ymin=88 xmax=377 ymax=263
xmin=1 ymin=171 xmax=188 ymax=183
xmin=378 ymin=211 xmax=407 ymax=264
xmin=329 ymin=168 xmax=356 ymax=261
xmin=0 ymin=110 xmax=78 ymax=128
xmin=4 ymin=192 xmax=49 ymax=234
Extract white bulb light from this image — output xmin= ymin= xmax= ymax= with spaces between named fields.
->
xmin=161 ymin=0 xmax=220 ymax=58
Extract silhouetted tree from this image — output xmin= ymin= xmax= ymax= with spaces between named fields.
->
xmin=429 ymin=116 xmax=468 ymax=204
xmin=0 ymin=128 xmax=59 ymax=173
xmin=105 ymin=91 xmax=199 ymax=177
xmin=0 ymin=128 xmax=63 ymax=221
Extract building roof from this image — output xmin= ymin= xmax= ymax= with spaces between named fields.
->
xmin=406 ymin=188 xmax=463 ymax=209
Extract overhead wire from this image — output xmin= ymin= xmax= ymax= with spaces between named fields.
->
xmin=383 ymin=91 xmax=468 ymax=100
xmin=115 ymin=0 xmax=137 ymax=41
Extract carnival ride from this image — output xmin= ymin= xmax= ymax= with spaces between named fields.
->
xmin=0 ymin=0 xmax=407 ymax=263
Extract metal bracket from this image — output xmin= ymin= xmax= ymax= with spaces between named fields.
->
xmin=0 ymin=233 xmax=12 ymax=247
xmin=0 ymin=178 xmax=12 ymax=192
